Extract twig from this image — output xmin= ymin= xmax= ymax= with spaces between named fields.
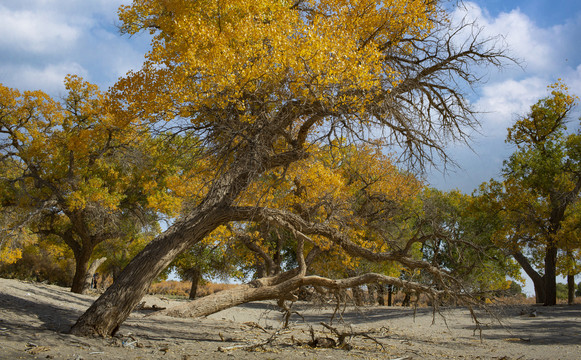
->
xmin=243 ymin=321 xmax=268 ymax=333
xmin=217 ymin=329 xmax=281 ymax=352
xmin=320 ymin=322 xmax=386 ymax=351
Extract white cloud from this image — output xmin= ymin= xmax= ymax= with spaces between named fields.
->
xmin=456 ymin=2 xmax=581 ymax=76
xmin=0 ymin=5 xmax=80 ymax=53
xmin=430 ymin=2 xmax=581 ymax=191
xmin=0 ymin=1 xmax=149 ymax=95
xmin=475 ymin=78 xmax=547 ymax=134
xmin=0 ymin=62 xmax=88 ymax=95
xmin=453 ymin=3 xmax=581 ymax=133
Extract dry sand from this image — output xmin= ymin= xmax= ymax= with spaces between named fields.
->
xmin=1 ymin=277 xmax=580 ymax=359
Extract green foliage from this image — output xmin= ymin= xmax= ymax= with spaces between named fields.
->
xmin=556 ymin=283 xmax=568 ymax=300
xmin=475 ymin=82 xmax=581 ymax=304
xmin=507 ymin=281 xmax=524 ymax=297
xmin=421 ymin=189 xmax=520 ymax=293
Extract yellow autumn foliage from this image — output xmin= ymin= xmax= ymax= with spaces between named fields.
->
xmin=232 ymin=141 xmax=423 ymax=272
xmin=113 ymin=0 xmax=439 ymax=128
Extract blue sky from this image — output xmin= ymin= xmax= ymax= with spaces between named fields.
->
xmin=1 ymin=0 xmax=580 ymax=294
xmin=428 ymin=0 xmax=581 ymax=192
xmin=2 ymin=1 xmax=580 ymax=194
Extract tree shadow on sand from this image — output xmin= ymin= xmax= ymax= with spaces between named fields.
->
xmin=465 ymin=305 xmax=581 ymax=346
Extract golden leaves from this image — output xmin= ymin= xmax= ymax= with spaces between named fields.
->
xmin=113 ymin=0 xmax=439 ymax=126
xmin=0 ymin=77 xmax=199 ymax=219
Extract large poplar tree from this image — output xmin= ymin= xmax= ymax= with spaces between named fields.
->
xmin=71 ymin=0 xmax=509 ymax=336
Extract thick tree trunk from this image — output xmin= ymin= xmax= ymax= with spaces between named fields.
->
xmin=533 ymin=277 xmax=546 ymax=304
xmin=82 ymin=257 xmax=107 ymax=294
xmin=69 ymin=112 xmax=309 ymax=337
xmin=164 ymin=278 xmax=302 ymax=318
xmin=71 ymin=248 xmax=93 ymax=294
xmin=70 ymin=205 xmax=230 ymax=336
xmin=158 ymin=272 xmax=445 ymax=319
xmin=567 ymin=274 xmax=575 ymax=305
xmin=189 ymin=267 xmax=201 ymax=300
xmin=387 ymin=285 xmax=393 ymax=306
xmin=544 ymin=245 xmax=558 ymax=306
xmin=402 ymin=292 xmax=411 ymax=307
xmin=512 ymin=251 xmax=546 ymax=304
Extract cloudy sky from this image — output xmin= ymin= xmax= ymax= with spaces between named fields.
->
xmin=1 ymin=0 xmax=581 ymax=194
xmin=432 ymin=0 xmax=581 ymax=192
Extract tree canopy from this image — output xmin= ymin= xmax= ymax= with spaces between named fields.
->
xmin=0 ymin=0 xmax=510 ymax=337
xmin=475 ymin=82 xmax=581 ymax=305
xmin=0 ymin=77 xmax=191 ymax=293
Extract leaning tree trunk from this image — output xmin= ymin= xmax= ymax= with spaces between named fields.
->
xmin=82 ymin=257 xmax=107 ymax=294
xmin=69 ymin=138 xmax=309 ymax=336
xmin=70 ymin=205 xmax=231 ymax=336
xmin=163 ymin=276 xmax=302 ymax=318
xmin=544 ymin=245 xmax=558 ymax=306
xmin=157 ymin=272 xmax=446 ymax=319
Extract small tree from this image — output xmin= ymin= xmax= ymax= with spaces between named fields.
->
xmin=421 ymin=189 xmax=521 ymax=296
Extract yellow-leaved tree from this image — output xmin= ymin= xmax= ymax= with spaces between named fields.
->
xmin=0 ymin=77 xmax=194 ymax=293
xmin=71 ymin=0 xmax=509 ymax=336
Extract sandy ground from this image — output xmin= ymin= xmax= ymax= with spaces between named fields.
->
xmin=1 ymin=278 xmax=580 ymax=360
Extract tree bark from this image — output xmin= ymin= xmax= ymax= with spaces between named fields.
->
xmin=70 ymin=204 xmax=231 ymax=336
xmin=189 ymin=267 xmax=201 ymax=300
xmin=376 ymin=284 xmax=385 ymax=306
xmin=567 ymin=274 xmax=575 ymax=305
xmin=71 ymin=248 xmax=93 ymax=294
xmin=402 ymin=292 xmax=411 ymax=307
xmin=82 ymin=257 xmax=107 ymax=294
xmin=544 ymin=245 xmax=558 ymax=306
xmin=163 ymin=277 xmax=302 ymax=318
xmin=367 ymin=284 xmax=377 ymax=305
xmin=512 ymin=251 xmax=546 ymax=304
xmin=352 ymin=286 xmax=365 ymax=306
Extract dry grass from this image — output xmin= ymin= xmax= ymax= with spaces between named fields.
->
xmin=148 ymin=280 xmax=239 ymax=298
xmin=492 ymin=295 xmax=581 ymax=305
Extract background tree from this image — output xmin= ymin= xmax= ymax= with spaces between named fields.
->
xmin=71 ymin=0 xmax=509 ymax=336
xmin=421 ymin=189 xmax=521 ymax=297
xmin=476 ymin=83 xmax=580 ymax=305
xmin=171 ymin=226 xmax=245 ymax=299
xmin=0 ymin=77 xmax=190 ymax=293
